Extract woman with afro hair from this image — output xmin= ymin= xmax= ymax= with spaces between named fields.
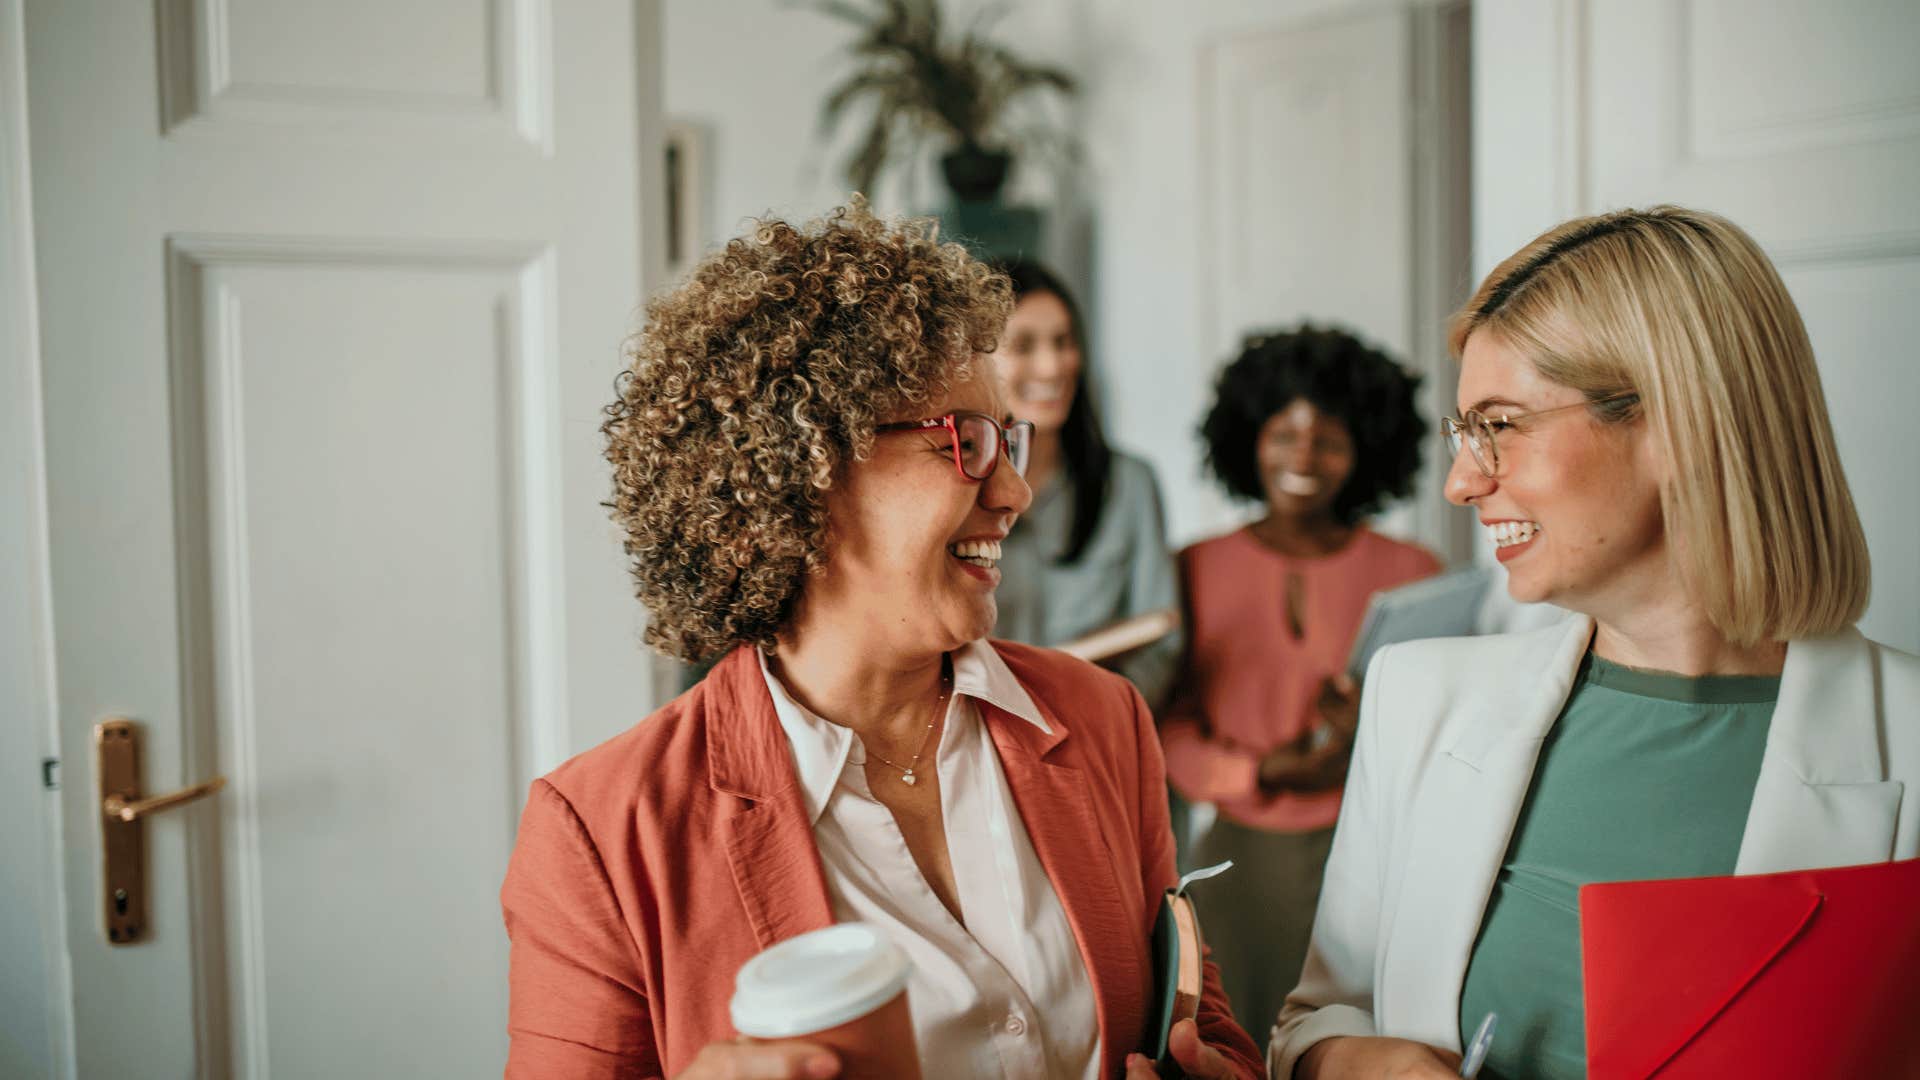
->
xmin=1161 ymin=325 xmax=1440 ymax=1040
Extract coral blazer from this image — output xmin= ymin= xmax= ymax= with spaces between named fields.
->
xmin=501 ymin=640 xmax=1263 ymax=1079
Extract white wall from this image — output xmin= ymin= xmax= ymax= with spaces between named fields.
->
xmin=663 ymin=3 xmax=859 ymax=239
xmin=667 ymin=0 xmax=1467 ymax=550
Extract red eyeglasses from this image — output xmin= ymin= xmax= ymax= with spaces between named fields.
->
xmin=874 ymin=410 xmax=1034 ymax=481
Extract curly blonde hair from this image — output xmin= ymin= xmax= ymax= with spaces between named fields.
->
xmin=603 ymin=200 xmax=1011 ymax=662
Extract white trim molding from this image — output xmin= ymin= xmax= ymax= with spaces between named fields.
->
xmin=156 ymin=0 xmax=556 ymax=154
xmin=0 ymin=0 xmax=76 ymax=1073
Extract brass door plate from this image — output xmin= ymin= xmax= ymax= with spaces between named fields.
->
xmin=96 ymin=718 xmax=148 ymax=944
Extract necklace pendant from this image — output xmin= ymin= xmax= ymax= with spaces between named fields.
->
xmin=901 ymin=770 xmax=917 ymax=786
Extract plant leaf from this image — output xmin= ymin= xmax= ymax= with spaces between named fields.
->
xmin=820 ymin=69 xmax=914 ymax=131
xmin=805 ymin=0 xmax=880 ymax=28
xmin=804 ymin=0 xmax=1077 ymax=181
xmin=844 ymin=111 xmax=894 ymax=196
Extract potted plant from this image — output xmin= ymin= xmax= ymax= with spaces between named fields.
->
xmin=811 ymin=0 xmax=1077 ymax=204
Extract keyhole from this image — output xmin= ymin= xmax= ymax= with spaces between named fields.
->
xmin=113 ymin=888 xmax=129 ymax=916
xmin=1283 ymin=570 xmax=1306 ymax=640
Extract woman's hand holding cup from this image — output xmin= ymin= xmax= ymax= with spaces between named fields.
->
xmin=727 ymin=924 xmax=920 ymax=1080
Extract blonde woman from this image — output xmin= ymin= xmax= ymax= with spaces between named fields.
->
xmin=1271 ymin=207 xmax=1920 ymax=1079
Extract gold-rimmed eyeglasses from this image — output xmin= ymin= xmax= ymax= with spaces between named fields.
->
xmin=1441 ymin=390 xmax=1639 ymax=477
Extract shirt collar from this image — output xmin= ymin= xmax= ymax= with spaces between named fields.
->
xmin=756 ymin=640 xmax=1051 ymax=825
xmin=950 ymin=638 xmax=1052 ymax=735
xmin=756 ymin=649 xmax=855 ymax=825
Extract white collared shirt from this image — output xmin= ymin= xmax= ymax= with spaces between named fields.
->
xmin=759 ymin=640 xmax=1101 ymax=1080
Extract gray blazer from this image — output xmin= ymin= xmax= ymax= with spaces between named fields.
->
xmin=994 ymin=451 xmax=1181 ymax=709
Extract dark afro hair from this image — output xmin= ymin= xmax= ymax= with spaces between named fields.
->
xmin=1200 ymin=324 xmax=1426 ymax=526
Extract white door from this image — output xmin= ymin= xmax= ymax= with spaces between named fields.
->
xmin=29 ymin=1 xmax=664 ymax=1076
xmin=1195 ymin=3 xmax=1473 ymax=559
xmin=1475 ymin=0 xmax=1920 ymax=652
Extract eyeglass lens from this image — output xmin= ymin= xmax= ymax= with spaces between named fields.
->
xmin=1004 ymin=421 xmax=1032 ymax=477
xmin=1443 ymin=414 xmax=1495 ymax=475
xmin=955 ymin=414 xmax=1001 ymax=479
xmin=954 ymin=415 xmax=1034 ymax=479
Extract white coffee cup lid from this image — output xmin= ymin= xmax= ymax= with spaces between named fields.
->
xmin=730 ymin=924 xmax=913 ymax=1039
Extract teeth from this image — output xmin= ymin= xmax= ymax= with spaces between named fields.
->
xmin=1486 ymin=521 xmax=1541 ymax=548
xmin=950 ymin=539 xmax=1003 ymax=564
xmin=1017 ymin=380 xmax=1067 ymax=402
xmin=1277 ymin=472 xmax=1320 ymax=496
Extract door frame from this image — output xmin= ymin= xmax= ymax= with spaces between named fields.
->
xmin=0 ymin=0 xmax=76 ymax=1074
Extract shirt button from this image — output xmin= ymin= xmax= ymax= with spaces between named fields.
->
xmin=1005 ymin=1015 xmax=1027 ymax=1036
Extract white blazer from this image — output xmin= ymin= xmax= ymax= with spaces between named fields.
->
xmin=1269 ymin=616 xmax=1920 ymax=1078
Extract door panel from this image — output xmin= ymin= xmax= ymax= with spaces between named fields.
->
xmin=1787 ymin=258 xmax=1920 ymax=654
xmin=1477 ymin=0 xmax=1919 ymax=649
xmin=1201 ymin=11 xmax=1411 ymax=364
xmin=30 ymin=1 xmax=659 ymax=1074
xmin=158 ymin=0 xmax=550 ymax=149
xmin=174 ymin=243 xmax=547 ymax=1076
xmin=1197 ymin=6 xmax=1471 ymax=555
xmin=1586 ymin=0 xmax=1920 ymax=651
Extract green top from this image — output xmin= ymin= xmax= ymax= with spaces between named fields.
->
xmin=1457 ymin=654 xmax=1779 ymax=1080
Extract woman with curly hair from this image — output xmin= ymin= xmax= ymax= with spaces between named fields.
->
xmin=988 ymin=259 xmax=1181 ymax=708
xmin=1162 ymin=326 xmax=1440 ymax=1039
xmin=499 ymin=202 xmax=1263 ymax=1080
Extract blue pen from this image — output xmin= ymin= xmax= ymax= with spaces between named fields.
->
xmin=1460 ymin=1011 xmax=1497 ymax=1078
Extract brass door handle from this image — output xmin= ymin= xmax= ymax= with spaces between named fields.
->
xmin=95 ymin=717 xmax=227 ymax=944
xmin=102 ymin=775 xmax=227 ymax=822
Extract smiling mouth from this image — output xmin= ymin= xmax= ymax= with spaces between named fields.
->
xmin=949 ymin=538 xmax=1002 ymax=568
xmin=1016 ymin=380 xmax=1069 ymax=404
xmin=1277 ymin=472 xmax=1321 ymax=496
xmin=1487 ymin=521 xmax=1541 ymax=548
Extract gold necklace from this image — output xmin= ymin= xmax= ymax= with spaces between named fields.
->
xmin=864 ymin=666 xmax=951 ymax=787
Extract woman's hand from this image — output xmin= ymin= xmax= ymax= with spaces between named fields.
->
xmin=1256 ymin=735 xmax=1351 ymax=794
xmin=672 ymin=1039 xmax=840 ymax=1079
xmin=1253 ymin=674 xmax=1363 ymax=795
xmin=1294 ymin=1035 xmax=1461 ymax=1079
xmin=1314 ymin=673 xmax=1361 ymax=741
xmin=1124 ymin=1018 xmax=1242 ymax=1079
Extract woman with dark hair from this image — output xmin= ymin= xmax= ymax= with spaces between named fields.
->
xmin=987 ymin=260 xmax=1181 ymax=708
xmin=1163 ymin=325 xmax=1440 ymax=1040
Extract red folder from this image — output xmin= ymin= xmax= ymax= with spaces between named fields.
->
xmin=1580 ymin=857 xmax=1920 ymax=1079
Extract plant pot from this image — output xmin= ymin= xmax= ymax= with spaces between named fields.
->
xmin=940 ymin=146 xmax=1013 ymax=204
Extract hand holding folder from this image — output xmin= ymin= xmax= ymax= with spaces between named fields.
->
xmin=1581 ymin=857 xmax=1920 ymax=1079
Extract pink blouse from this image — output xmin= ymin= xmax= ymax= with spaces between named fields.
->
xmin=1161 ymin=526 xmax=1440 ymax=832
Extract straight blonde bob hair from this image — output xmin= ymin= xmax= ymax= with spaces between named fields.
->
xmin=1449 ymin=206 xmax=1869 ymax=646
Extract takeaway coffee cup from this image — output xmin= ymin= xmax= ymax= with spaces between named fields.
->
xmin=729 ymin=923 xmax=922 ymax=1080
